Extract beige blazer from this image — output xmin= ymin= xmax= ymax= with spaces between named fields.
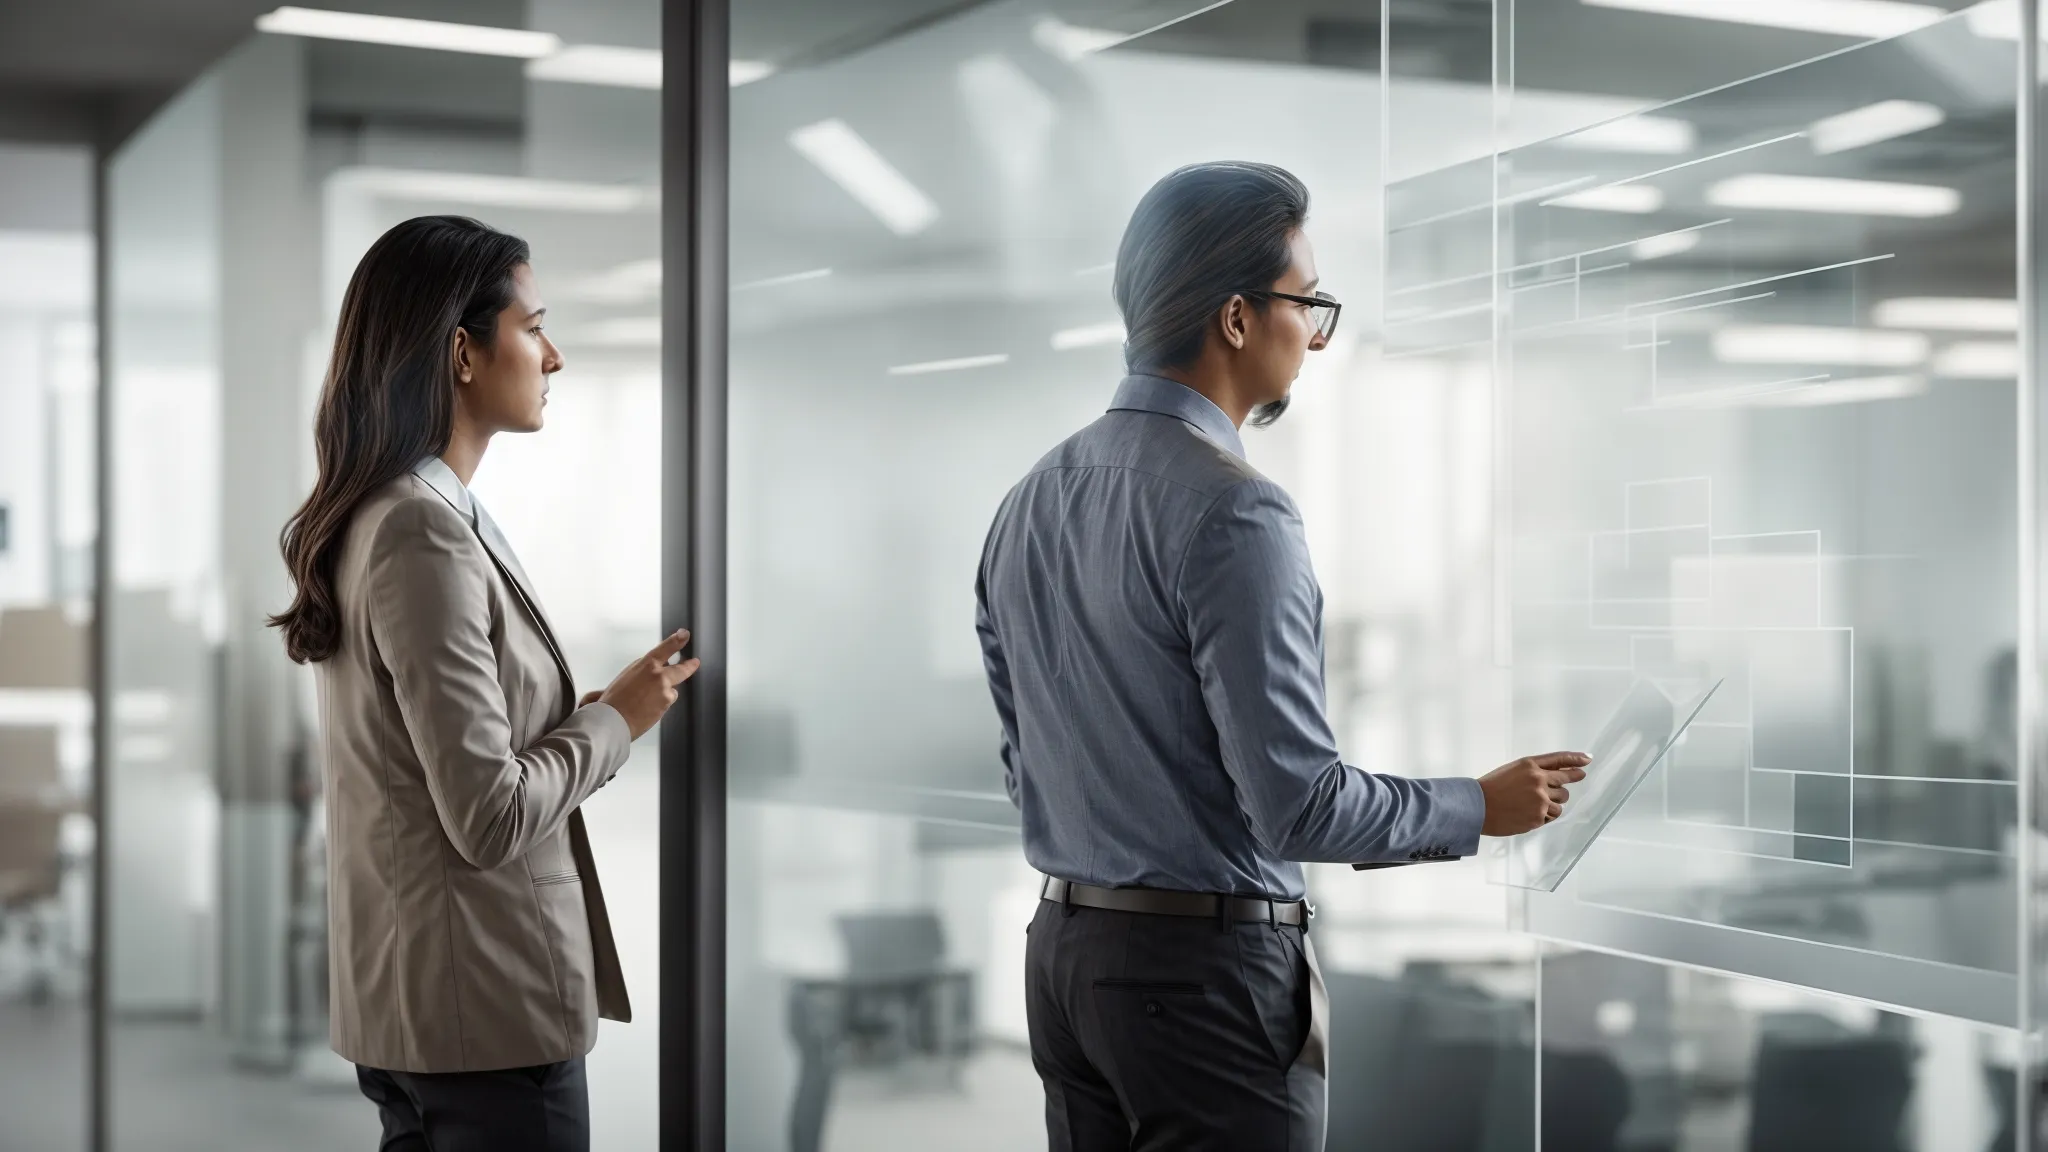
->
xmin=314 ymin=457 xmax=634 ymax=1073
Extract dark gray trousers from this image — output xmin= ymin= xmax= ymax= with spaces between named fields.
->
xmin=1025 ymin=899 xmax=1327 ymax=1151
xmin=356 ymin=1056 xmax=589 ymax=1152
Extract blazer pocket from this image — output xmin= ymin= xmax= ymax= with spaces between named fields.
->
xmin=532 ymin=870 xmax=582 ymax=887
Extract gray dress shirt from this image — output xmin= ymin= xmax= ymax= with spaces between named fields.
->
xmin=975 ymin=375 xmax=1486 ymax=901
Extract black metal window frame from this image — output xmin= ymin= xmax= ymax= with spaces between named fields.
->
xmin=661 ymin=0 xmax=729 ymax=1148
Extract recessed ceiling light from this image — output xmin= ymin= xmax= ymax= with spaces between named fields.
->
xmin=328 ymin=168 xmax=656 ymax=212
xmin=1809 ymin=100 xmax=1945 ymax=154
xmin=1873 ymin=297 xmax=2018 ymax=330
xmin=1631 ymin=230 xmax=1702 ymax=260
xmin=1031 ymin=17 xmax=1126 ymax=61
xmin=1932 ymin=340 xmax=2019 ymax=377
xmin=1713 ymin=324 xmax=1929 ymax=365
xmin=789 ymin=119 xmax=939 ymax=237
xmin=1548 ymin=184 xmax=1665 ymax=213
xmin=1706 ymin=173 xmax=1959 ymax=216
xmin=525 ymin=47 xmax=774 ymax=89
xmin=888 ymin=353 xmax=1009 ymax=376
xmin=256 ymin=6 xmax=560 ymax=57
xmin=1557 ymin=115 xmax=1697 ymax=155
xmin=1051 ymin=322 xmax=1126 ymax=350
xmin=1580 ymin=0 xmax=1945 ymax=39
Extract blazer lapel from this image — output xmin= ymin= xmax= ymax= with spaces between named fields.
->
xmin=409 ymin=463 xmax=578 ymax=702
xmin=470 ymin=502 xmax=577 ymax=701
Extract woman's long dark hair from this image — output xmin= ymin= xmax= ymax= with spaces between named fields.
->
xmin=271 ymin=215 xmax=530 ymax=664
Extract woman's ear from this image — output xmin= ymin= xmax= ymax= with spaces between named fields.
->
xmin=451 ymin=326 xmax=474 ymax=385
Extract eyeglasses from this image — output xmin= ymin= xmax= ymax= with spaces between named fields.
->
xmin=1240 ymin=289 xmax=1342 ymax=343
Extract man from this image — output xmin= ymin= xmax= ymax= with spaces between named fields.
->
xmin=974 ymin=161 xmax=1587 ymax=1151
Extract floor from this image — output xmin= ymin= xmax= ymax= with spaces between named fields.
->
xmin=0 ymin=1001 xmax=375 ymax=1152
xmin=0 ymin=996 xmax=1048 ymax=1152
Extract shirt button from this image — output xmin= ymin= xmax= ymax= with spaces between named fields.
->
xmin=1145 ymin=1001 xmax=1162 ymax=1017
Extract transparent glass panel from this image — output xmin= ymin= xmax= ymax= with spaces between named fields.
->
xmin=0 ymin=140 xmax=96 ymax=1151
xmin=730 ymin=1 xmax=1530 ymax=1146
xmin=102 ymin=3 xmax=662 ymax=1145
xmin=1485 ymin=13 xmax=2022 ymax=1024
xmin=1540 ymin=946 xmax=2014 ymax=1151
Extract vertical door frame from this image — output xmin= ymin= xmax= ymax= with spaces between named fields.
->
xmin=661 ymin=0 xmax=729 ymax=1147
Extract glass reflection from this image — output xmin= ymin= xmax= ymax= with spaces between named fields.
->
xmin=1542 ymin=947 xmax=2012 ymax=1152
xmin=1455 ymin=11 xmax=2027 ymax=1021
xmin=0 ymin=140 xmax=96 ymax=1151
xmin=731 ymin=3 xmax=1530 ymax=1145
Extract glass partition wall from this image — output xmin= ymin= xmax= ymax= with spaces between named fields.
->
xmin=730 ymin=0 xmax=2048 ymax=1149
xmin=99 ymin=5 xmax=663 ymax=1147
xmin=725 ymin=2 xmax=1536 ymax=1148
xmin=76 ymin=0 xmax=2048 ymax=1148
xmin=1383 ymin=0 xmax=2041 ymax=1147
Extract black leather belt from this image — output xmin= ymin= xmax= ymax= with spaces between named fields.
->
xmin=1040 ymin=877 xmax=1312 ymax=928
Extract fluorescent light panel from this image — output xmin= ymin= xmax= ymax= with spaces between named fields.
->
xmin=1032 ymin=17 xmax=1127 ymax=60
xmin=888 ymin=353 xmax=1009 ymax=376
xmin=1874 ymin=297 xmax=2018 ymax=330
xmin=1559 ymin=115 xmax=1697 ymax=155
xmin=525 ymin=47 xmax=775 ymax=89
xmin=1713 ymin=324 xmax=1928 ymax=366
xmin=331 ymin=168 xmax=655 ymax=212
xmin=1550 ymin=184 xmax=1664 ymax=213
xmin=1933 ymin=340 xmax=2019 ymax=377
xmin=256 ymin=6 xmax=559 ymax=57
xmin=1051 ymin=322 xmax=1125 ymax=350
xmin=1706 ymin=173 xmax=1958 ymax=216
xmin=1631 ymin=230 xmax=1702 ymax=260
xmin=1580 ymin=0 xmax=1945 ymax=38
xmin=1809 ymin=100 xmax=1944 ymax=154
xmin=789 ymin=119 xmax=939 ymax=237
xmin=527 ymin=45 xmax=660 ymax=88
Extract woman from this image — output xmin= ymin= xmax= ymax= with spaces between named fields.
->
xmin=271 ymin=215 xmax=693 ymax=1150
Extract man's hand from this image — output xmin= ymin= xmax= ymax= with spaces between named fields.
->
xmin=1479 ymin=751 xmax=1591 ymax=836
xmin=579 ymin=690 xmax=602 ymax=708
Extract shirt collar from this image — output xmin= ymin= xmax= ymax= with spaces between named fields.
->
xmin=411 ymin=455 xmax=477 ymax=527
xmin=1106 ymin=374 xmax=1245 ymax=460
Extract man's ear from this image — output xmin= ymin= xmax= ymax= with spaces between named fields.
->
xmin=451 ymin=326 xmax=475 ymax=384
xmin=1218 ymin=295 xmax=1248 ymax=351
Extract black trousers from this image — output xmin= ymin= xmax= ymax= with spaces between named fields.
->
xmin=355 ymin=1057 xmax=589 ymax=1152
xmin=1025 ymin=899 xmax=1327 ymax=1152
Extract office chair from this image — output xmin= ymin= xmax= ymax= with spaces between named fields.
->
xmin=787 ymin=910 xmax=976 ymax=1152
xmin=1323 ymin=969 xmax=1540 ymax=1151
xmin=0 ymin=725 xmax=74 ymax=1005
xmin=1746 ymin=1027 xmax=1911 ymax=1152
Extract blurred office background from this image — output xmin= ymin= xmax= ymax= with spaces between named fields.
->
xmin=2 ymin=0 xmax=2045 ymax=1149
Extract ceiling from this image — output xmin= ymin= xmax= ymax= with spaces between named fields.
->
xmin=0 ymin=0 xmax=1996 ymax=148
xmin=0 ymin=0 xmax=283 ymax=143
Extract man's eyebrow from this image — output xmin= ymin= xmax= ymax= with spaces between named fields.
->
xmin=525 ymin=306 xmax=548 ymax=320
xmin=1302 ymin=277 xmax=1319 ymax=292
